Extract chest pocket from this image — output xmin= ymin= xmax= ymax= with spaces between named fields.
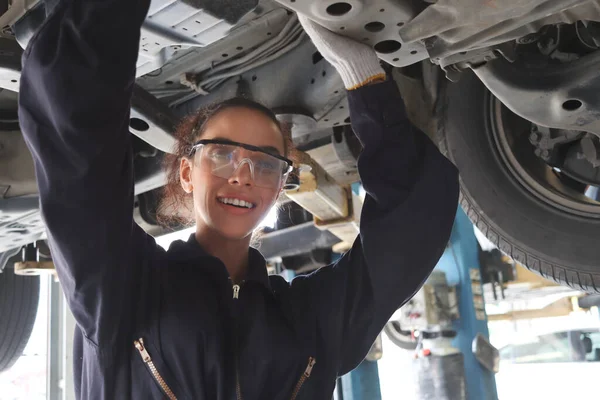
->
xmin=133 ymin=335 xmax=191 ymax=400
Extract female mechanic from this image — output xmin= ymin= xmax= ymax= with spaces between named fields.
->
xmin=19 ymin=0 xmax=459 ymax=399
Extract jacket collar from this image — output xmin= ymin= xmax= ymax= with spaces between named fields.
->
xmin=167 ymin=233 xmax=272 ymax=292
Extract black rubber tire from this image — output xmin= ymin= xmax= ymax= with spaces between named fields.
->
xmin=383 ymin=322 xmax=418 ymax=350
xmin=0 ymin=270 xmax=40 ymax=372
xmin=437 ymin=71 xmax=600 ymax=293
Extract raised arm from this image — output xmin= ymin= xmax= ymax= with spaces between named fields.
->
xmin=305 ymin=79 xmax=459 ymax=374
xmin=293 ymin=16 xmax=459 ymax=374
xmin=18 ymin=0 xmax=155 ymax=347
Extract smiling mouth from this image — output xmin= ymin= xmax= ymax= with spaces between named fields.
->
xmin=217 ymin=197 xmax=256 ymax=209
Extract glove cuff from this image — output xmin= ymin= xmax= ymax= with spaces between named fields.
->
xmin=337 ymin=54 xmax=386 ymax=90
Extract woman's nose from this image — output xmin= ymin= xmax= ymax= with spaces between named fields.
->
xmin=228 ymin=159 xmax=254 ymax=186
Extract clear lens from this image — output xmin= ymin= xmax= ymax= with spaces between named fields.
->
xmin=198 ymin=143 xmax=289 ymax=188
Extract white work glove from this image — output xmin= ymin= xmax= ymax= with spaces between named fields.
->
xmin=298 ymin=15 xmax=386 ymax=90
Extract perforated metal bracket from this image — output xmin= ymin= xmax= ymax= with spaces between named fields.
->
xmin=136 ymin=0 xmax=263 ymax=76
xmin=276 ymin=0 xmax=427 ymax=67
xmin=14 ymin=260 xmax=56 ymax=276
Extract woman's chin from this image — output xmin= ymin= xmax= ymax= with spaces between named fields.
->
xmin=213 ymin=222 xmax=257 ymax=241
xmin=205 ymin=207 xmax=263 ymax=240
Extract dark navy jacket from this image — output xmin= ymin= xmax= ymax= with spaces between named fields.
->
xmin=18 ymin=0 xmax=459 ymax=398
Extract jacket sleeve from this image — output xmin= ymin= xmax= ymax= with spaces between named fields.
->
xmin=18 ymin=0 xmax=154 ymax=347
xmin=300 ymin=79 xmax=459 ymax=374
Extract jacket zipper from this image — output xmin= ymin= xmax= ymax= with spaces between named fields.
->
xmin=289 ymin=357 xmax=317 ymax=400
xmin=232 ymin=283 xmax=243 ymax=400
xmin=134 ymin=338 xmax=178 ymax=400
xmin=236 ymin=367 xmax=243 ymax=400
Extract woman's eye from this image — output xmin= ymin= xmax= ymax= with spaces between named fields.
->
xmin=258 ymin=161 xmax=278 ymax=171
xmin=209 ymin=150 xmax=231 ymax=160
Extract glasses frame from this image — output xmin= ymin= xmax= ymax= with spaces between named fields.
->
xmin=189 ymin=138 xmax=295 ymax=186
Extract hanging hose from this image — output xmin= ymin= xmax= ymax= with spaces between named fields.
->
xmin=172 ymin=14 xmax=306 ymax=105
xmin=205 ymin=15 xmax=301 ymax=76
xmin=191 ymin=29 xmax=305 ymax=89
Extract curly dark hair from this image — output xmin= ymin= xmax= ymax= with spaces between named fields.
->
xmin=157 ymin=98 xmax=296 ymax=228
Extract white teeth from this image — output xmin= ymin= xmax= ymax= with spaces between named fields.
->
xmin=218 ymin=197 xmax=254 ymax=208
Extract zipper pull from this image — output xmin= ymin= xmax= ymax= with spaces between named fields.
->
xmin=304 ymin=357 xmax=316 ymax=378
xmin=232 ymin=284 xmax=240 ymax=299
xmin=134 ymin=338 xmax=151 ymax=363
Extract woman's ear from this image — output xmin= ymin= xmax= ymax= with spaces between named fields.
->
xmin=180 ymin=157 xmax=194 ymax=193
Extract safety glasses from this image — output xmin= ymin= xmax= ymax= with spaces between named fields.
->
xmin=189 ymin=139 xmax=294 ymax=189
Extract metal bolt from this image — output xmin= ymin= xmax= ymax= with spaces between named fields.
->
xmin=529 ymin=132 xmax=540 ymax=143
xmin=517 ymin=33 xmax=540 ymax=45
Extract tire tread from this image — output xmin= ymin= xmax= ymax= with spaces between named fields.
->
xmin=0 ymin=270 xmax=40 ymax=372
xmin=435 ymin=73 xmax=600 ymax=294
xmin=457 ymin=188 xmax=599 ymax=293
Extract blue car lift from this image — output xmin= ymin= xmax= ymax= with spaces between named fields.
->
xmin=338 ymin=207 xmax=498 ymax=400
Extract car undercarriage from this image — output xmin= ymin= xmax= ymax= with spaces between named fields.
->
xmin=1 ymin=0 xmax=600 ymax=292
